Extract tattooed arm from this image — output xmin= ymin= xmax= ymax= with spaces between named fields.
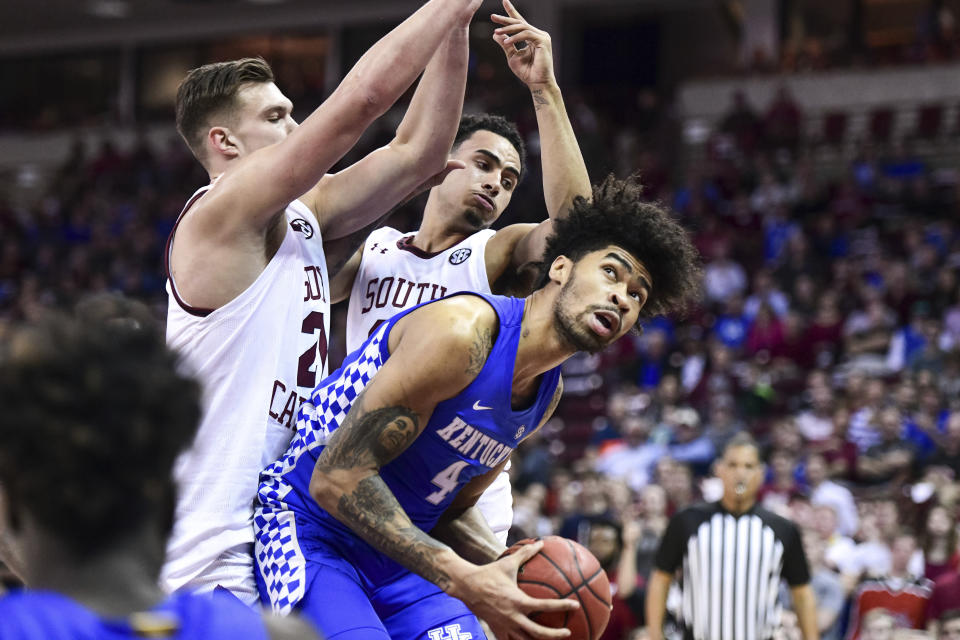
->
xmin=309 ymin=295 xmax=575 ymax=639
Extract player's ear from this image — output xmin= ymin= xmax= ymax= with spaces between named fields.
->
xmin=208 ymin=126 xmax=240 ymax=159
xmin=548 ymin=255 xmax=573 ymax=286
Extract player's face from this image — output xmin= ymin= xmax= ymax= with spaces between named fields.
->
xmin=717 ymin=445 xmax=764 ymax=503
xmin=439 ymin=130 xmax=521 ymax=231
xmin=225 ymin=82 xmax=297 ymax=156
xmin=552 ymin=246 xmax=651 ymax=354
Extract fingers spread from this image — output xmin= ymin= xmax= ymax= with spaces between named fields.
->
xmin=522 ymin=594 xmax=580 ymax=613
xmin=503 ymin=0 xmax=525 ymax=21
xmin=504 ymin=539 xmax=543 ymax=566
xmin=515 ymin=614 xmax=572 ymax=640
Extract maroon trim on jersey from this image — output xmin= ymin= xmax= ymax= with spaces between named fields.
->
xmin=165 ymin=187 xmax=215 ymax=318
xmin=396 ymin=235 xmax=444 ymax=259
xmin=396 ymin=234 xmax=474 ymax=259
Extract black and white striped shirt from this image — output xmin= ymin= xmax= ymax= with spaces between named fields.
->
xmin=654 ymin=502 xmax=810 ymax=640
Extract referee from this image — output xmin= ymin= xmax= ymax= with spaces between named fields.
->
xmin=646 ymin=433 xmax=819 ymax=640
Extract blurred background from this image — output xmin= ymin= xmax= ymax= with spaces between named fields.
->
xmin=3 ymin=0 xmax=960 ymax=638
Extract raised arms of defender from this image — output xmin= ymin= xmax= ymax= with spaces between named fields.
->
xmin=170 ymin=0 xmax=479 ymax=310
xmin=309 ymin=296 xmax=574 ymax=640
xmin=484 ymin=0 xmax=592 ymax=294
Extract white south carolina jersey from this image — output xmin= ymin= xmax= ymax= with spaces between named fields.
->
xmin=162 ymin=185 xmax=330 ymax=603
xmin=345 ymin=225 xmax=515 ymax=543
xmin=345 ymin=226 xmax=495 ymax=352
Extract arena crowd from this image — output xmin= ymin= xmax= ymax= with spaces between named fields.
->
xmin=1 ymin=58 xmax=959 ymax=640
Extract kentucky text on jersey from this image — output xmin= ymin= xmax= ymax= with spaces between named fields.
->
xmin=435 ymin=417 xmax=513 ymax=468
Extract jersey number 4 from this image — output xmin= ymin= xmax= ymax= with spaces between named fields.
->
xmin=425 ymin=461 xmax=470 ymax=505
xmin=297 ymin=311 xmax=329 ymax=388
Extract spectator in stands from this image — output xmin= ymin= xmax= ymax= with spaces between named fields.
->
xmin=921 ymin=505 xmax=959 ymax=581
xmin=844 ymin=293 xmax=898 ymax=375
xmin=746 ymin=302 xmax=787 ymax=357
xmin=927 ymin=411 xmax=960 ymax=477
xmin=703 ymin=240 xmax=747 ymax=305
xmin=797 ymin=381 xmax=837 ymax=445
xmin=807 ymin=452 xmax=859 ymax=538
xmin=665 ymin=407 xmax=715 ymax=476
xmin=858 ymin=608 xmax=896 ymax=640
xmin=938 ymin=609 xmax=960 ymax=640
xmin=702 ymin=393 xmax=744 ymax=454
xmin=583 ymin=516 xmax=643 ymax=640
xmin=764 ymin=85 xmax=804 ymax=153
xmin=745 ymin=268 xmax=790 ymax=320
xmin=759 ymin=448 xmax=802 ymax=511
xmin=857 ymin=406 xmax=918 ymax=488
xmin=780 ymin=530 xmax=845 ymax=640
xmin=815 ymin=502 xmax=858 ymax=577
xmin=719 ymin=89 xmax=762 ymax=153
xmin=596 ymin=415 xmax=665 ymax=492
xmin=845 ymin=531 xmax=933 ymax=639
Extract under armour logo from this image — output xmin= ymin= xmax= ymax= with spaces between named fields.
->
xmin=428 ymin=624 xmax=473 ymax=640
xmin=515 ymin=425 xmax=525 ymax=439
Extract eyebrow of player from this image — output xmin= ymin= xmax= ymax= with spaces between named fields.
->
xmin=605 ymin=251 xmax=651 ymax=292
xmin=477 ymin=149 xmax=521 ymax=181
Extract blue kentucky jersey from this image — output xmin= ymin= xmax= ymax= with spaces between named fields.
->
xmin=255 ymin=292 xmax=561 ymax=613
xmin=0 ymin=589 xmax=268 ymax=640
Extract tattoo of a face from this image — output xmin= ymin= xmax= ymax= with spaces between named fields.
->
xmin=317 ymin=401 xmax=420 ymax=471
xmin=465 ymin=327 xmax=494 ymax=376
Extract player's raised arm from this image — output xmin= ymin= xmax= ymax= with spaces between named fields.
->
xmin=485 ymin=0 xmax=591 ymax=283
xmin=309 ymin=297 xmax=577 ymax=640
xmin=190 ymin=0 xmax=481 ymax=239
xmin=313 ymin=20 xmax=472 ymax=247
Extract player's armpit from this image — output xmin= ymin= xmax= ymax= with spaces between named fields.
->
xmin=325 ymin=240 xmax=365 ymax=301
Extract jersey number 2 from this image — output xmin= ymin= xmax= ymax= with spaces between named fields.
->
xmin=425 ymin=461 xmax=470 ymax=505
xmin=297 ymin=311 xmax=328 ymax=388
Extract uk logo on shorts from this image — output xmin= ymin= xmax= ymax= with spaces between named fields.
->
xmin=449 ymin=248 xmax=472 ymax=265
xmin=427 ymin=624 xmax=472 ymax=640
xmin=290 ymin=218 xmax=314 ymax=239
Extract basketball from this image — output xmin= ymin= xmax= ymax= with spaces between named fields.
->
xmin=504 ymin=536 xmax=611 ymax=640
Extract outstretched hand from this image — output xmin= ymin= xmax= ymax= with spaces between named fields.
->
xmin=492 ymin=0 xmax=556 ymax=88
xmin=451 ymin=540 xmax=578 ymax=639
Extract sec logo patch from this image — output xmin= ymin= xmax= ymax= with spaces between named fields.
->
xmin=290 ymin=218 xmax=314 ymax=239
xmin=449 ymin=248 xmax=471 ymax=265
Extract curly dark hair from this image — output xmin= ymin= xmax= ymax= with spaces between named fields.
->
xmin=454 ymin=113 xmax=526 ymax=176
xmin=0 ymin=295 xmax=201 ymax=555
xmin=535 ymin=175 xmax=702 ymax=320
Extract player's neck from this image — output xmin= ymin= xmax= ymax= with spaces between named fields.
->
xmin=24 ymin=524 xmax=167 ymax=617
xmin=513 ymin=289 xmax=577 ymax=386
xmin=412 ymin=215 xmax=469 ymax=254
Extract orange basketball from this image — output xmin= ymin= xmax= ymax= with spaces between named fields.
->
xmin=504 ymin=536 xmax=611 ymax=640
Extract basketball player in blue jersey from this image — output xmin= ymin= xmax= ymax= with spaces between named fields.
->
xmin=335 ymin=0 xmax=593 ymax=552
xmin=0 ymin=296 xmax=317 ymax=640
xmin=255 ymin=176 xmax=702 ymax=639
